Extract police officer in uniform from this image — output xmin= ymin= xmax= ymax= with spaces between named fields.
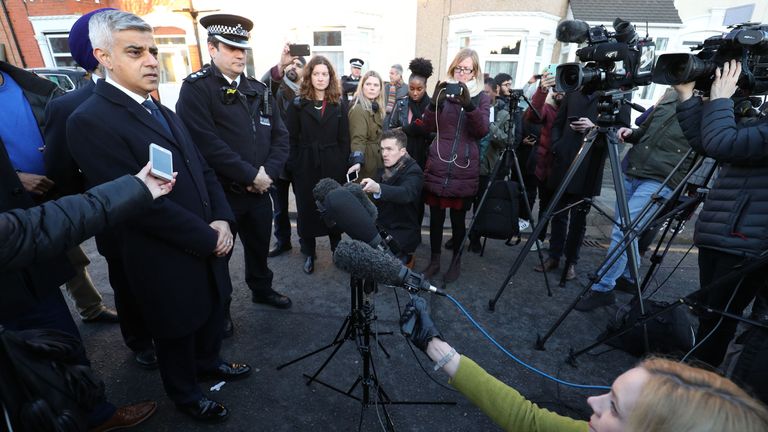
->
xmin=341 ymin=57 xmax=364 ymax=100
xmin=176 ymin=14 xmax=292 ymax=335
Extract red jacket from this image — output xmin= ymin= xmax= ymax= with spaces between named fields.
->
xmin=528 ymin=87 xmax=559 ymax=183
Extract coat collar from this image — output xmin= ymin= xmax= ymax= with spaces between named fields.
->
xmin=209 ymin=62 xmax=260 ymax=96
xmin=94 ymin=80 xmax=178 ymax=145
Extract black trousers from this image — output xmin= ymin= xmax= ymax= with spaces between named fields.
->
xmin=300 ymin=233 xmax=342 ymax=257
xmin=106 ymin=254 xmax=153 ymax=353
xmin=270 ymin=177 xmax=294 ymax=245
xmin=430 ymin=206 xmax=467 ymax=254
xmin=693 ymin=248 xmax=768 ymax=367
xmin=154 ymin=293 xmax=223 ymax=405
xmin=228 ymin=192 xmax=274 ymax=296
xmin=547 ymin=192 xmax=590 ymax=264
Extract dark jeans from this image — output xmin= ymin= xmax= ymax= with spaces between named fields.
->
xmin=229 ymin=193 xmax=274 ymax=296
xmin=536 ymin=184 xmax=553 ymax=242
xmin=693 ymin=248 xmax=768 ymax=367
xmin=270 ymin=177 xmax=294 ymax=245
xmin=429 ymin=205 xmax=466 ymax=254
xmin=547 ymin=192 xmax=590 ymax=264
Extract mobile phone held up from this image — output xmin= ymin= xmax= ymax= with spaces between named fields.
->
xmin=568 ymin=116 xmax=580 ymax=124
xmin=445 ymin=81 xmax=463 ymax=98
xmin=346 ymin=170 xmax=359 ymax=183
xmin=149 ymin=143 xmax=174 ymax=181
xmin=289 ymin=44 xmax=310 ymax=57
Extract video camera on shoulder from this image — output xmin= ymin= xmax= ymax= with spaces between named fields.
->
xmin=554 ymin=18 xmax=656 ymax=93
xmin=652 ymin=23 xmax=768 ymax=96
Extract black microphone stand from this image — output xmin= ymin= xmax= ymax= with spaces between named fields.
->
xmin=452 ymin=91 xmax=552 ymax=295
xmin=277 ymin=237 xmax=453 ymax=432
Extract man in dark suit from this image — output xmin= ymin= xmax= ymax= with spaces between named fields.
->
xmin=43 ymin=7 xmax=157 ymax=370
xmin=67 ymin=10 xmax=249 ymax=422
xmin=176 ymin=14 xmax=292 ymax=333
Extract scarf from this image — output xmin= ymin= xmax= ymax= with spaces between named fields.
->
xmin=382 ymin=153 xmax=412 ymax=182
xmin=465 ymin=78 xmax=483 ymax=98
xmin=284 ymin=77 xmax=300 ymax=94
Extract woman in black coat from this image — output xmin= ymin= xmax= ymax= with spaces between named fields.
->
xmin=285 ymin=55 xmax=351 ymax=274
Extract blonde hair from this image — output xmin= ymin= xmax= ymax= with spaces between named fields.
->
xmin=351 ymin=71 xmax=385 ymax=121
xmin=446 ymin=48 xmax=482 ymax=84
xmin=628 ymin=358 xmax=768 ymax=432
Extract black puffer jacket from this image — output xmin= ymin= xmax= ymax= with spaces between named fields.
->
xmin=1 ymin=175 xmax=152 ymax=271
xmin=677 ymin=97 xmax=768 ymax=257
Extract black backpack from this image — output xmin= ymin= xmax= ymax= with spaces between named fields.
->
xmin=0 ymin=326 xmax=104 ymax=432
xmin=473 ymin=180 xmax=520 ymax=240
xmin=601 ymin=299 xmax=695 ymax=357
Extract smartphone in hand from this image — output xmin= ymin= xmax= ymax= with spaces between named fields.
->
xmin=149 ymin=143 xmax=174 ymax=181
xmin=346 ymin=170 xmax=359 ymax=183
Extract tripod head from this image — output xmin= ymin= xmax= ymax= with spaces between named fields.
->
xmin=595 ymin=88 xmax=646 ymax=126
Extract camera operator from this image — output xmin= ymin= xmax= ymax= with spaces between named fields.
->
xmin=401 ymin=296 xmax=768 ymax=432
xmin=534 ymin=87 xmax=631 ymax=280
xmin=574 ymin=83 xmax=697 ymax=311
xmin=359 ymin=129 xmax=423 ymax=266
xmin=676 ymin=59 xmax=768 ymax=369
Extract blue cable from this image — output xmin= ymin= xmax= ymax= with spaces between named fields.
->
xmin=446 ymin=294 xmax=610 ymax=391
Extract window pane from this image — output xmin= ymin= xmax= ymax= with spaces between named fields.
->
xmin=48 ymin=36 xmax=70 ymax=55
xmin=54 ymin=57 xmax=77 ymax=68
xmin=314 ymin=31 xmax=342 ymax=46
xmin=489 ymin=38 xmax=520 ymax=55
xmin=485 ymin=61 xmax=517 ymax=79
xmin=655 ymin=37 xmax=669 ymax=51
xmin=155 ymin=36 xmax=186 ymax=45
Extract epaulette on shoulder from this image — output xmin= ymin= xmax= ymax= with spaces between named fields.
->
xmin=184 ymin=67 xmax=211 ymax=82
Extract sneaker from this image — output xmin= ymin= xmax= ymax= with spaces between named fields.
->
xmin=529 ymin=240 xmax=544 ymax=252
xmin=614 ymin=277 xmax=638 ymax=294
xmin=574 ymin=290 xmax=616 ymax=312
xmin=518 ymin=218 xmax=531 ymax=232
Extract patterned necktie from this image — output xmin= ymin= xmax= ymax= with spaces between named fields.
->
xmin=142 ymin=98 xmax=172 ymax=135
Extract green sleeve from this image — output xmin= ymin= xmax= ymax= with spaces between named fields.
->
xmin=450 ymin=356 xmax=589 ymax=432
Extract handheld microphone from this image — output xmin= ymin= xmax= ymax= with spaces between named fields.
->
xmin=323 ymin=188 xmax=385 ymax=249
xmin=343 ymin=182 xmax=378 ymax=219
xmin=333 ymin=239 xmax=444 ymax=296
xmin=312 ymin=178 xmax=341 ymax=203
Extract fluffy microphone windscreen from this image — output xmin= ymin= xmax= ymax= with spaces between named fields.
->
xmin=333 ymin=239 xmax=403 ymax=285
xmin=344 ymin=182 xmax=378 ymax=219
xmin=324 ymin=188 xmax=380 ymax=243
xmin=556 ymin=19 xmax=590 ymax=44
xmin=313 ymin=178 xmax=341 ymax=203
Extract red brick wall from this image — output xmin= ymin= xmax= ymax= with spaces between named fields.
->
xmin=3 ymin=0 xmax=44 ymax=67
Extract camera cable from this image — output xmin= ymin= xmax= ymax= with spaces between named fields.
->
xmin=445 ymin=293 xmax=611 ymax=390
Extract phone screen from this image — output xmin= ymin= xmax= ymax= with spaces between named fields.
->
xmin=568 ymin=116 xmax=580 ymax=123
xmin=346 ymin=170 xmax=359 ymax=183
xmin=547 ymin=64 xmax=558 ymax=76
xmin=149 ymin=144 xmax=173 ymax=180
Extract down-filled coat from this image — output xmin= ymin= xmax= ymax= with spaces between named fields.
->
xmin=677 ymin=97 xmax=768 ymax=257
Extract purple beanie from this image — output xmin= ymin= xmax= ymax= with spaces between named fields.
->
xmin=68 ymin=8 xmax=116 ymax=71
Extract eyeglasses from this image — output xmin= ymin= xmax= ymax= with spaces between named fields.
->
xmin=454 ymin=66 xmax=474 ymax=75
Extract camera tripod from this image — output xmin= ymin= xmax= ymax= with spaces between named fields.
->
xmin=276 ymin=277 xmax=452 ymax=432
xmin=488 ymin=90 xmax=644 ymax=313
xmin=453 ymin=92 xmax=553 ymax=296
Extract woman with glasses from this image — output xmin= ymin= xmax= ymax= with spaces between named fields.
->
xmin=419 ymin=48 xmax=490 ymax=283
xmin=285 ymin=56 xmax=350 ymax=274
xmin=347 ymin=71 xmax=385 ymax=181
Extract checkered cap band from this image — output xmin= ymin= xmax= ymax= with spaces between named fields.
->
xmin=207 ymin=24 xmax=250 ymax=39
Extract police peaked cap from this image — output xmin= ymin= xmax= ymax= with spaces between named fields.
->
xmin=349 ymin=58 xmax=364 ymax=68
xmin=200 ymin=14 xmax=253 ymax=49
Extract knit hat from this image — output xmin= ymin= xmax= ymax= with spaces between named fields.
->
xmin=68 ymin=8 xmax=116 ymax=71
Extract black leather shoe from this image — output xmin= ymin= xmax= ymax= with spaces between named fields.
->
xmin=252 ymin=291 xmax=292 ymax=309
xmin=82 ymin=307 xmax=119 ymax=324
xmin=303 ymin=255 xmax=314 ymax=274
xmin=176 ymin=396 xmax=228 ymax=423
xmin=199 ymin=362 xmax=252 ymax=382
xmin=268 ymin=242 xmax=292 ymax=258
xmin=135 ymin=348 xmax=158 ymax=370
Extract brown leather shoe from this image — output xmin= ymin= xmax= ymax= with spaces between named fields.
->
xmin=565 ymin=263 xmax=576 ymax=281
xmin=89 ymin=401 xmax=157 ymax=432
xmin=533 ymin=257 xmax=559 ymax=273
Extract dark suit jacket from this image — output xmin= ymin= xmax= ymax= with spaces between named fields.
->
xmin=43 ymin=79 xmax=95 ymax=196
xmin=67 ymin=80 xmax=235 ymax=339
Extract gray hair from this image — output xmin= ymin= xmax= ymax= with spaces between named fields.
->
xmin=391 ymin=64 xmax=403 ymax=75
xmin=89 ymin=10 xmax=152 ymax=52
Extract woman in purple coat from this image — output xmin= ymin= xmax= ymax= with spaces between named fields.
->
xmin=420 ymin=49 xmax=490 ymax=282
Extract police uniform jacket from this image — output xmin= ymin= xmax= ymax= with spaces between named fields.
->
xmin=176 ymin=63 xmax=289 ymax=191
xmin=67 ymin=80 xmax=235 ymax=339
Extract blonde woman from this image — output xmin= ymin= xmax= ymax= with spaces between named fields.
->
xmin=420 ymin=48 xmax=490 ymax=283
xmin=404 ymin=296 xmax=768 ymax=432
xmin=347 ymin=71 xmax=385 ymax=181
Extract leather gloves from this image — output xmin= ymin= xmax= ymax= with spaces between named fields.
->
xmin=400 ymin=296 xmax=442 ymax=352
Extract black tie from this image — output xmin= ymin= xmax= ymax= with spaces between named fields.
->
xmin=142 ymin=99 xmax=172 ymax=135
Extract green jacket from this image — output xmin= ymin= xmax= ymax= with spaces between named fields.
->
xmin=451 ymin=356 xmax=587 ymax=432
xmin=349 ymin=103 xmax=383 ymax=180
xmin=624 ymin=89 xmax=694 ymax=189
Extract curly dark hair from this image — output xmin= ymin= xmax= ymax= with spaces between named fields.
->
xmin=408 ymin=57 xmax=433 ymax=84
